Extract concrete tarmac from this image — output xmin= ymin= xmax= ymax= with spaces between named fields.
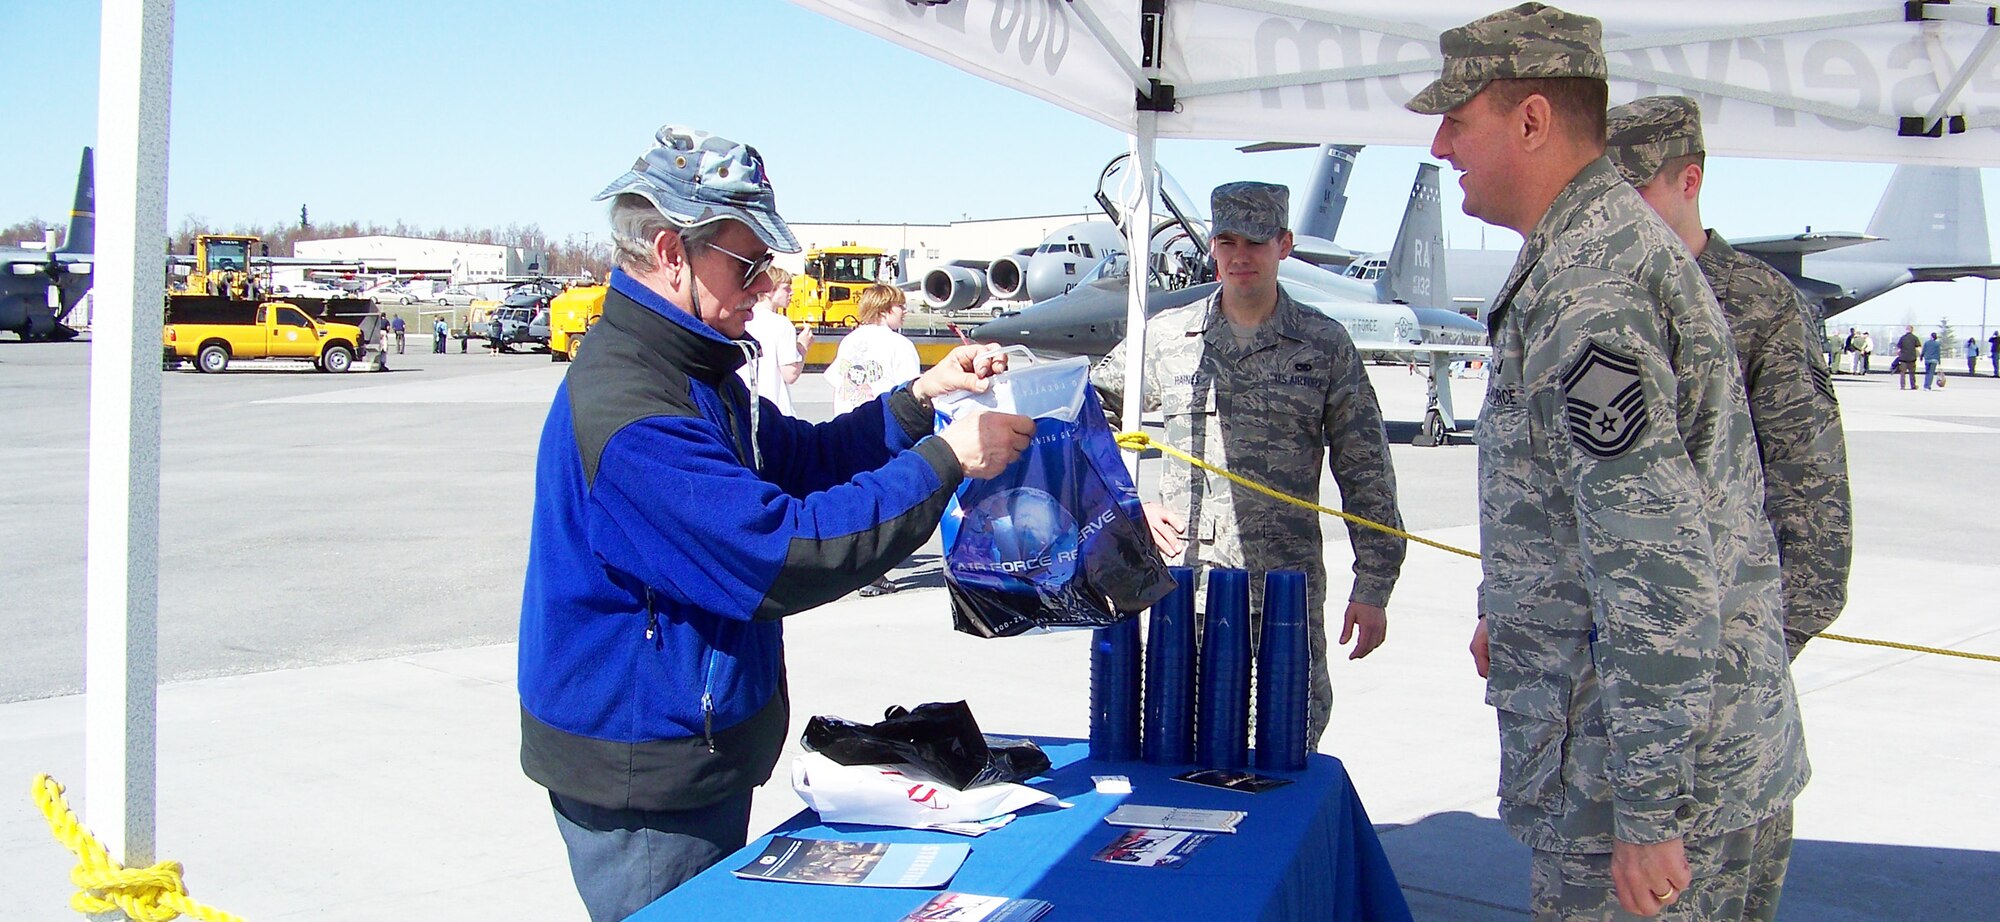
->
xmin=1 ymin=340 xmax=1995 ymax=919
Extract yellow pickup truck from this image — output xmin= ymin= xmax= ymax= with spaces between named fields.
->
xmin=164 ymin=301 xmax=367 ymax=373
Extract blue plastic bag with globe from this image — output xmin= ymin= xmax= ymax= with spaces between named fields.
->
xmin=934 ymin=355 xmax=1174 ymax=638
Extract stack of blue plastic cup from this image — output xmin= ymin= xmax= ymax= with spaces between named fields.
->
xmin=1142 ymin=567 xmax=1196 ymax=764
xmin=1089 ymin=612 xmax=1143 ymax=762
xmin=1196 ymin=568 xmax=1251 ymax=769
xmin=1254 ymin=570 xmax=1310 ymax=771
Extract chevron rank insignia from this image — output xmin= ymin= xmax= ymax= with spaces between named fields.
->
xmin=1809 ymin=357 xmax=1836 ymax=403
xmin=1562 ymin=342 xmax=1647 ymax=458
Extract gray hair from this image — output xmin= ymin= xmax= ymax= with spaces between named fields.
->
xmin=608 ymin=193 xmax=726 ymax=273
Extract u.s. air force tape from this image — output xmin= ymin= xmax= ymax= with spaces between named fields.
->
xmin=1562 ymin=342 xmax=1647 ymax=459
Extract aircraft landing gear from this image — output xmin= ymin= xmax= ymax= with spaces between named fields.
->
xmin=1413 ymin=407 xmax=1448 ymax=447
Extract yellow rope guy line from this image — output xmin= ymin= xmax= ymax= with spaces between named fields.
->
xmin=30 ymin=774 xmax=244 ymax=922
xmin=1114 ymin=431 xmax=1481 ymax=560
xmin=1115 ymin=431 xmax=1997 ymax=664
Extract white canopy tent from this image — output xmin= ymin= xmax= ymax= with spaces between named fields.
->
xmin=792 ymin=1 xmax=2000 ymax=162
xmin=785 ymin=0 xmax=2000 ymax=449
xmin=74 ymin=0 xmax=2000 ymax=898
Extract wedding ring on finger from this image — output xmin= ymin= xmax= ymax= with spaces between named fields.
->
xmin=1650 ymin=886 xmax=1679 ymax=901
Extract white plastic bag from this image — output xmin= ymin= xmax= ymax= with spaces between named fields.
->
xmin=790 ymin=752 xmax=1062 ymax=830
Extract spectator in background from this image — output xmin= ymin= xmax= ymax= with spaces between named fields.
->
xmin=433 ymin=316 xmax=448 ymax=353
xmin=829 ymin=283 xmax=924 ymax=597
xmin=829 ymin=284 xmax=920 ymax=415
xmin=489 ymin=314 xmax=503 ymax=356
xmin=1989 ymin=330 xmax=1999 ymax=378
xmin=1969 ymin=336 xmax=1981 ymax=377
xmin=392 ymin=314 xmax=407 ymax=354
xmin=737 ymin=266 xmax=805 ymax=416
xmin=1859 ymin=329 xmax=1875 ymax=375
xmin=1921 ymin=331 xmax=1941 ymax=390
xmin=1842 ymin=328 xmax=1858 ymax=374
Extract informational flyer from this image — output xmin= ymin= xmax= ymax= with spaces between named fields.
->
xmin=732 ymin=836 xmax=970 ymax=888
xmin=1172 ymin=768 xmax=1295 ymax=794
xmin=899 ymin=891 xmax=1055 ymax=921
xmin=1089 ymin=828 xmax=1215 ymax=869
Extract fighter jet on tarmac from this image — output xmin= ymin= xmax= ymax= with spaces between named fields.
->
xmin=973 ymin=154 xmax=1486 ymax=443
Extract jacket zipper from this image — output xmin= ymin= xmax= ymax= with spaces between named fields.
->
xmin=700 ymin=645 xmax=719 ymax=753
xmin=646 ymin=587 xmax=716 ymax=752
xmin=643 ymin=588 xmax=661 ymax=650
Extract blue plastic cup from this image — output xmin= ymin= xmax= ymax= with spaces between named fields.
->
xmin=1254 ymin=570 xmax=1310 ymax=771
xmin=1090 ymin=613 xmax=1143 ymax=761
xmin=1197 ymin=568 xmax=1251 ymax=769
xmin=1143 ymin=567 xmax=1196 ymax=764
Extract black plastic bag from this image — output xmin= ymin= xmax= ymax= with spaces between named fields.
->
xmin=801 ymin=701 xmax=1051 ymax=790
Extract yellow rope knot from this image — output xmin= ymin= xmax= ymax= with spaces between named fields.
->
xmin=31 ymin=774 xmax=244 ymax=922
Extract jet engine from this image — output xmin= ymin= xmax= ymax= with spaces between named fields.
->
xmin=922 ymin=265 xmax=990 ymax=313
xmin=985 ymin=255 xmax=1030 ymax=301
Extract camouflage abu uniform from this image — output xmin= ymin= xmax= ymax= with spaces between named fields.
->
xmin=1607 ymin=96 xmax=1853 ymax=660
xmin=1475 ymin=151 xmax=1808 ymax=853
xmin=1409 ymin=6 xmax=1808 ymax=919
xmin=1092 ymin=261 xmax=1405 ymax=745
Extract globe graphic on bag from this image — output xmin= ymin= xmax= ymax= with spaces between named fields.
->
xmin=964 ymin=487 xmax=1080 ymax=585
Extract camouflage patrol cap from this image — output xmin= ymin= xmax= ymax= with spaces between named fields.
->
xmin=1605 ymin=96 xmax=1706 ymax=186
xmin=1210 ymin=181 xmax=1289 ymax=243
xmin=594 ymin=125 xmax=800 ymax=254
xmin=1405 ymin=3 xmax=1607 ymax=115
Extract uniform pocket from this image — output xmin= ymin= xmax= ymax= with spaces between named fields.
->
xmin=1488 ymin=671 xmax=1571 ymax=809
xmin=1157 ymin=386 xmax=1217 ymax=417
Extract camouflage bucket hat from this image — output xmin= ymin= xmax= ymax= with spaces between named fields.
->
xmin=1210 ymin=181 xmax=1289 ymax=243
xmin=593 ymin=125 xmax=800 ymax=254
xmin=1405 ymin=2 xmax=1607 ymax=115
xmin=1605 ymin=96 xmax=1706 ymax=186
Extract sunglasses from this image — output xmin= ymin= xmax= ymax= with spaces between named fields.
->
xmin=705 ymin=240 xmax=775 ymax=289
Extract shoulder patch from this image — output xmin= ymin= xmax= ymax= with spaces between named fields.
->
xmin=1561 ymin=342 xmax=1648 ymax=459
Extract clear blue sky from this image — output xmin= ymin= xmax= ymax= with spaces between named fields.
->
xmin=5 ymin=0 xmax=1995 ymax=328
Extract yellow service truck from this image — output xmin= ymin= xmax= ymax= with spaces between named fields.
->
xmin=547 ymin=284 xmax=606 ymax=362
xmin=788 ymin=245 xmax=884 ymax=327
xmin=164 ymin=301 xmax=368 ymax=373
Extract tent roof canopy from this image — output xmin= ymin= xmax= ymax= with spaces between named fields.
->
xmin=796 ymin=0 xmax=2000 ymax=167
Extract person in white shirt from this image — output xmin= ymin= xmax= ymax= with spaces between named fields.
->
xmin=829 ymin=284 xmax=920 ymax=415
xmin=829 ymin=283 xmax=924 ymax=596
xmin=737 ymin=266 xmax=808 ymax=416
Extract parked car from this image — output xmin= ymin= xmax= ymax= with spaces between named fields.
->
xmin=367 ymin=284 xmax=418 ymax=305
xmin=436 ymin=286 xmax=478 ymax=307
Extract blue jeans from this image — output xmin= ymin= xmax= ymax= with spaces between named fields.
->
xmin=1924 ymin=360 xmax=1939 ymax=389
xmin=550 ymin=789 xmax=753 ymax=921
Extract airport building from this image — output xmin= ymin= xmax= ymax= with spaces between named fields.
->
xmin=291 ymin=235 xmax=550 ymax=281
xmin=784 ymin=211 xmax=1108 ymax=281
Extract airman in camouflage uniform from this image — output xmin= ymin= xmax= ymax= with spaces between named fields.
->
xmin=1409 ymin=5 xmax=1808 ymax=920
xmin=1606 ymin=95 xmax=1853 ymax=661
xmin=1092 ymin=181 xmax=1406 ymax=747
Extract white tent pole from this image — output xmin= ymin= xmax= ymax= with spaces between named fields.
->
xmin=87 ymin=0 xmax=172 ymax=881
xmin=1121 ymin=114 xmax=1157 ymax=480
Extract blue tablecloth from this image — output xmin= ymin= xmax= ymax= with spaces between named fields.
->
xmin=632 ymin=740 xmax=1412 ymax=922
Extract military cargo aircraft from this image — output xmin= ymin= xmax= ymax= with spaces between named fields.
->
xmin=1 ymin=148 xmax=94 ymax=341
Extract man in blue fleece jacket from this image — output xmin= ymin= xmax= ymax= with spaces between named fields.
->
xmin=519 ymin=126 xmax=1034 ymax=920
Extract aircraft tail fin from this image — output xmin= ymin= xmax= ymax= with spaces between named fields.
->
xmin=1295 ymin=145 xmax=1361 ymax=243
xmin=1375 ymin=163 xmax=1448 ymax=309
xmin=60 ymin=147 xmax=94 ymax=255
xmin=1845 ymin=165 xmax=1989 ymax=266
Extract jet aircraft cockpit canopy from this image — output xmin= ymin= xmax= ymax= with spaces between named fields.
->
xmin=1093 ymin=153 xmax=1213 ymax=263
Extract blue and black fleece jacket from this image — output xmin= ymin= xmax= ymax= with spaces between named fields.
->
xmin=519 ymin=270 xmax=961 ymax=812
